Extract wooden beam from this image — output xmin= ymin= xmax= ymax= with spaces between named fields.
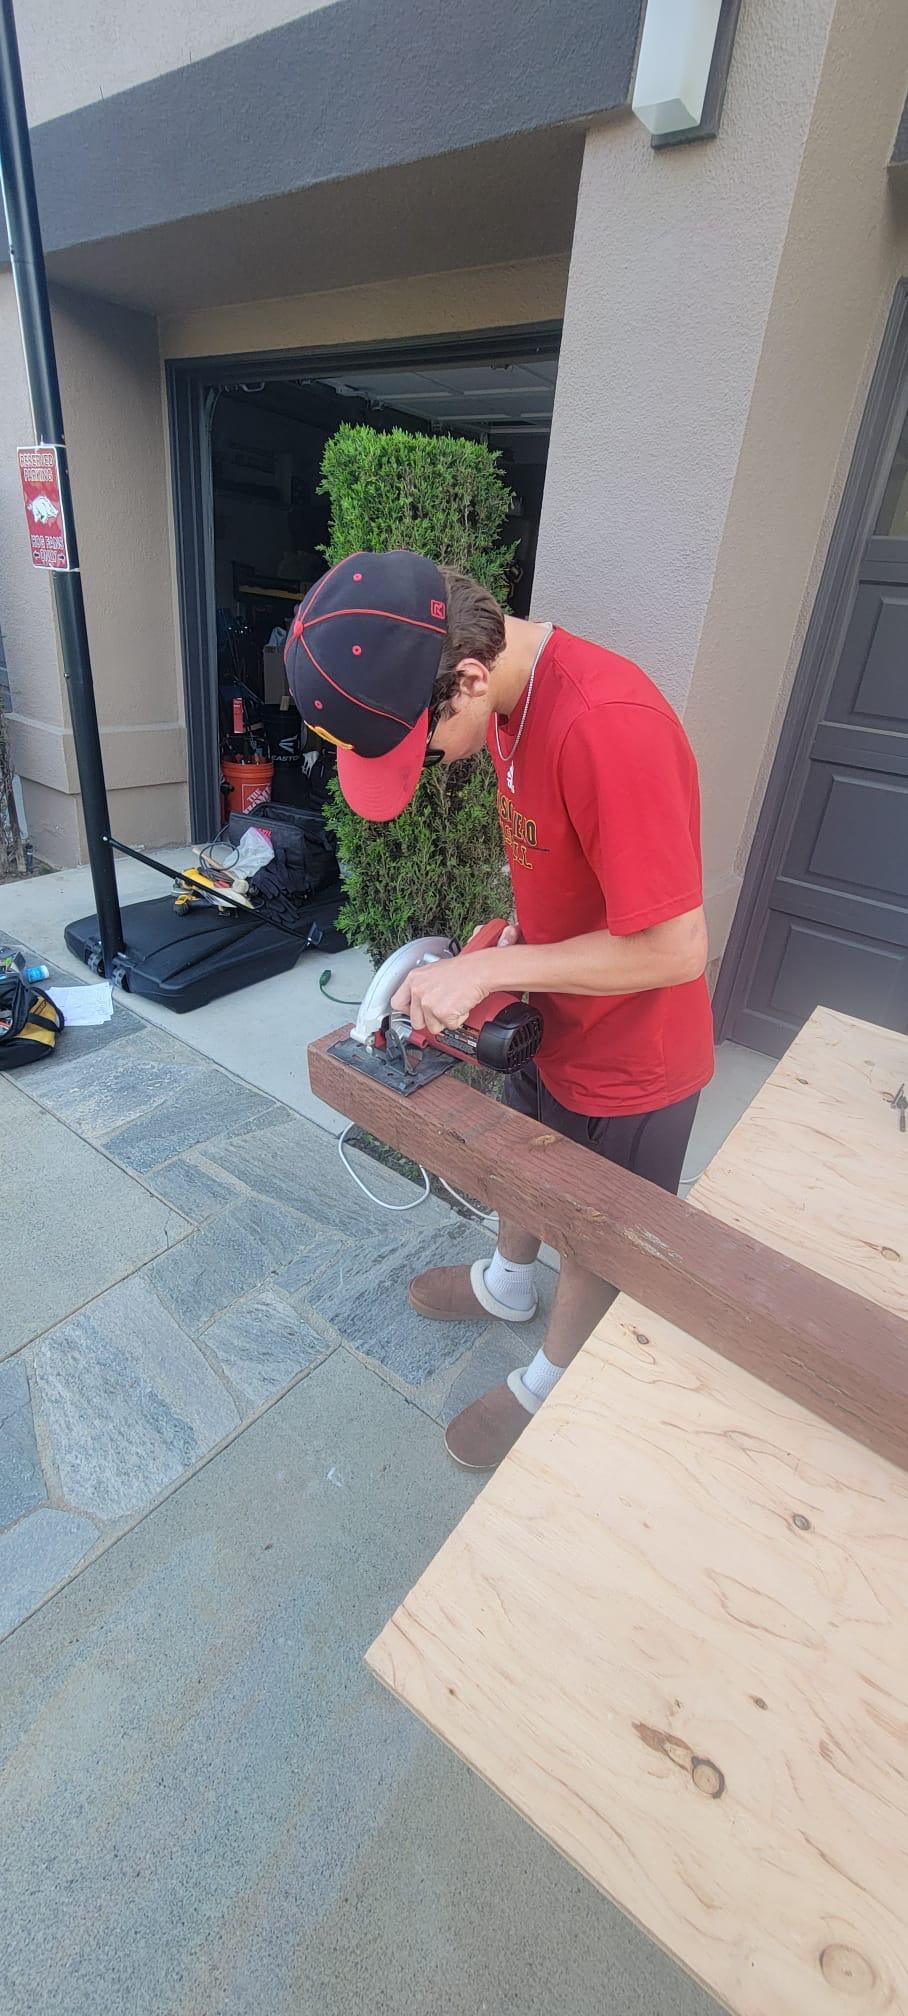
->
xmin=309 ymin=1028 xmax=908 ymax=1473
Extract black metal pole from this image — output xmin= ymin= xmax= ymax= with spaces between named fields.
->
xmin=0 ymin=0 xmax=124 ymax=970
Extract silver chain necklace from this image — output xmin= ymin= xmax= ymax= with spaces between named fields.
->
xmin=495 ymin=624 xmax=553 ymax=792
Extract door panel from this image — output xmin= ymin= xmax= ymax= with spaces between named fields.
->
xmin=786 ymin=767 xmax=908 ymax=902
xmin=770 ymin=875 xmax=908 ymax=946
xmin=733 ymin=916 xmax=908 ymax=1055
xmin=826 ymin=583 xmax=908 ymax=724
xmin=726 ymin=368 xmax=908 ymax=1057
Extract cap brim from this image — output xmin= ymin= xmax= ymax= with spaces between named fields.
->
xmin=335 ymin=709 xmax=429 ymax=821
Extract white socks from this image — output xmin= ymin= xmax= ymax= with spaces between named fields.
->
xmin=506 ymin=1347 xmax=565 ymax=1418
xmin=483 ymin=1248 xmax=537 ymax=1315
xmin=478 ymin=1252 xmax=565 ymax=1413
xmin=520 ymin=1348 xmax=564 ymax=1403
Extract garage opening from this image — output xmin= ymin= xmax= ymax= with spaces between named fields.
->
xmin=168 ymin=326 xmax=561 ymax=843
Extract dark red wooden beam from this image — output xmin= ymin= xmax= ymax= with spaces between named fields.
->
xmin=310 ymin=1028 xmax=908 ymax=1474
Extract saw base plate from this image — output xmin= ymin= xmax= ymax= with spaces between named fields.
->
xmin=328 ymin=1034 xmax=457 ymax=1098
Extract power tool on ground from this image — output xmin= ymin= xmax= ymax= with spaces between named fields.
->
xmin=329 ymin=918 xmax=543 ymax=1096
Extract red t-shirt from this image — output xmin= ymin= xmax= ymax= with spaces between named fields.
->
xmin=487 ymin=628 xmax=714 ymax=1116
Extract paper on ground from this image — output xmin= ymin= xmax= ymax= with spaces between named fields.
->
xmin=47 ymin=982 xmax=113 ymax=1026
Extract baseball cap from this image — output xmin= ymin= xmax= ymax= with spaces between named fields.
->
xmin=284 ymin=550 xmax=448 ymax=821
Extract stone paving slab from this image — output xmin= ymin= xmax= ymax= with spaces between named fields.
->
xmin=146 ymin=1153 xmax=246 ymax=1223
xmin=203 ymin=1111 xmax=455 ymax=1240
xmin=30 ymin=1274 xmax=241 ymax=1521
xmin=272 ymin=1233 xmax=351 ymax=1299
xmin=306 ymin=1217 xmax=493 ymax=1385
xmin=19 ymin=1025 xmax=207 ymax=1139
xmin=102 ymin=1069 xmax=278 ymax=1175
xmin=0 ymin=1506 xmax=100 ymax=1641
xmin=200 ymin=1288 xmax=333 ymax=1408
xmin=0 ymin=1352 xmax=717 ymax=2016
xmin=148 ymin=1195 xmax=324 ymax=1333
xmin=0 ymin=1079 xmax=190 ymax=1359
xmin=0 ymin=1359 xmax=46 ymax=1528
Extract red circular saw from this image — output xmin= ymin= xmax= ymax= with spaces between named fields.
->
xmin=330 ymin=919 xmax=543 ymax=1096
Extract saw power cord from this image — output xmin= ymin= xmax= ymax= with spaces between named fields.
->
xmin=337 ymin=1123 xmax=496 ymax=1223
xmin=319 ymin=969 xmax=362 ymax=1007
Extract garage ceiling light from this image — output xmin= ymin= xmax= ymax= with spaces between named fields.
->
xmin=632 ymin=0 xmax=725 ymax=137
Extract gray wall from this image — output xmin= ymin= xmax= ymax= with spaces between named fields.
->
xmin=4 ymin=0 xmax=642 ymax=268
xmin=17 ymin=0 xmax=337 ymax=125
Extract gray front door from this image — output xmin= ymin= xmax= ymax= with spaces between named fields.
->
xmin=722 ymin=311 xmax=908 ymax=1057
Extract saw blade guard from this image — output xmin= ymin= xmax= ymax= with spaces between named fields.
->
xmin=350 ymin=936 xmax=456 ymax=1046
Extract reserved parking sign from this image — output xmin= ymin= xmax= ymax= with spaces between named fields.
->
xmin=17 ymin=444 xmax=73 ymax=571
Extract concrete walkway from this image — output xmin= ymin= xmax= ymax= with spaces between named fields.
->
xmin=1 ymin=933 xmax=548 ymax=1643
xmin=0 ymin=1356 xmax=722 ymax=2016
xmin=0 ymin=864 xmax=766 ymax=2015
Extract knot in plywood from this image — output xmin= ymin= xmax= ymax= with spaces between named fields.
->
xmin=818 ymin=1945 xmax=876 ymax=1996
xmin=633 ymin=1724 xmax=726 ymax=1800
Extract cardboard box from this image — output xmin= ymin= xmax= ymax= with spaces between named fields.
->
xmin=262 ymin=644 xmax=289 ymax=705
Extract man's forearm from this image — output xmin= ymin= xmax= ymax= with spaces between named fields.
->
xmin=480 ymin=910 xmax=708 ymax=998
xmin=394 ymin=908 xmax=709 ymax=1032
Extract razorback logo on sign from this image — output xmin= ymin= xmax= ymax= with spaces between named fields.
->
xmin=17 ymin=445 xmax=73 ymax=572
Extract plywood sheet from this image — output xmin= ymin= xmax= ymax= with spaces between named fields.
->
xmin=367 ymin=1011 xmax=908 ymax=2016
xmin=693 ymin=1007 xmax=908 ymax=1317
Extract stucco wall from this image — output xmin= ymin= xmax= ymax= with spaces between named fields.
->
xmin=683 ymin=0 xmax=908 ymax=938
xmin=1 ymin=285 xmax=187 ymax=865
xmin=533 ymin=0 xmax=838 ymax=707
xmin=17 ymin=0 xmax=337 ymax=127
xmin=533 ymin=0 xmax=908 ymax=955
xmin=0 ymin=278 xmax=63 ymax=729
xmin=0 ymin=274 xmax=75 ymax=860
xmin=159 ymin=254 xmax=570 ymax=363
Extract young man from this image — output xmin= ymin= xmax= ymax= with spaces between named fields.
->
xmin=286 ymin=549 xmax=713 ymax=1469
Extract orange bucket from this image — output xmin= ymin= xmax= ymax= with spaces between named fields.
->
xmin=222 ymin=758 xmax=273 ymax=816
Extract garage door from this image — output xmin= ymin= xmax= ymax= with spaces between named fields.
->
xmin=721 ymin=303 xmax=908 ymax=1057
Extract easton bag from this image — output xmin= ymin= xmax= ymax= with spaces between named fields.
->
xmin=0 ymin=974 xmax=64 ymax=1069
xmin=226 ymin=802 xmax=338 ymax=901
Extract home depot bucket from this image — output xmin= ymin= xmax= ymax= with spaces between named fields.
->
xmin=222 ymin=758 xmax=274 ymax=816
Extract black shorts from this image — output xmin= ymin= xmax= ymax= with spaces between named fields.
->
xmin=504 ymin=1062 xmax=698 ymax=1197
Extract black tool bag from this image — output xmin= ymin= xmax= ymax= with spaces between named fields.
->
xmin=0 ymin=975 xmax=64 ymax=1069
xmin=227 ymin=801 xmax=338 ymax=903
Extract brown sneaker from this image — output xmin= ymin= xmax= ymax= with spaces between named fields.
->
xmin=409 ymin=1261 xmax=538 ymax=1324
xmin=444 ymin=1375 xmax=539 ymax=1471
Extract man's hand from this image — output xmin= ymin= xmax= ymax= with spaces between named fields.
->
xmin=393 ymin=922 xmax=523 ymax=1033
xmin=392 ymin=952 xmax=496 ymax=1036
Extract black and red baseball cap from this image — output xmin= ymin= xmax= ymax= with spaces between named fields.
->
xmin=283 ymin=550 xmax=448 ymax=821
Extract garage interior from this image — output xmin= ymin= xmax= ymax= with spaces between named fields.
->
xmin=206 ymin=342 xmax=560 ymax=827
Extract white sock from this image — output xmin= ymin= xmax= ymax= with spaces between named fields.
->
xmin=520 ymin=1348 xmax=565 ymax=1403
xmin=483 ymin=1248 xmax=537 ymax=1314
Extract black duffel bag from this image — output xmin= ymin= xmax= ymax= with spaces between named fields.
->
xmin=227 ymin=801 xmax=338 ymax=901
